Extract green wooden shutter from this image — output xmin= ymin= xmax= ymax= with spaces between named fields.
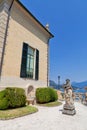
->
xmin=20 ymin=43 xmax=28 ymax=77
xmin=35 ymin=49 xmax=39 ymax=80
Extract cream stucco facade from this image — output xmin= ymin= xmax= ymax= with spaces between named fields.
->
xmin=0 ymin=0 xmax=53 ymax=88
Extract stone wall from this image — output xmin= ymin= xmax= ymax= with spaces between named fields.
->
xmin=0 ymin=0 xmax=50 ymax=88
xmin=0 ymin=0 xmax=9 ymax=75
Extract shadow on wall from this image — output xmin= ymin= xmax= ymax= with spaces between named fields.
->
xmin=11 ymin=4 xmax=48 ymax=43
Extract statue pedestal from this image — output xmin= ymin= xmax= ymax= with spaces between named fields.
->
xmin=62 ymin=104 xmax=76 ymax=115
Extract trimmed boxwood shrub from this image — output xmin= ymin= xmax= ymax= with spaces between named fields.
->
xmin=36 ymin=87 xmax=58 ymax=104
xmin=49 ymin=88 xmax=58 ymax=102
xmin=5 ymin=87 xmax=26 ymax=108
xmin=0 ymin=98 xmax=9 ymax=110
xmin=36 ymin=88 xmax=51 ymax=103
xmin=0 ymin=87 xmax=26 ymax=110
xmin=0 ymin=90 xmax=6 ymax=99
xmin=0 ymin=90 xmax=9 ymax=110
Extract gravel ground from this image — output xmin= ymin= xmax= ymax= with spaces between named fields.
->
xmin=0 ymin=102 xmax=87 ymax=130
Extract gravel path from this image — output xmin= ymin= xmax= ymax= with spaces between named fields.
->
xmin=0 ymin=102 xmax=87 ymax=130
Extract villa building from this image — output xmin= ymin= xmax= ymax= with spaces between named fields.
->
xmin=0 ymin=0 xmax=53 ymax=88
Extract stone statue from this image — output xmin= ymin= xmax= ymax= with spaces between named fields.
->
xmin=62 ymin=79 xmax=76 ymax=115
xmin=63 ymin=79 xmax=73 ymax=105
xmin=84 ymin=92 xmax=87 ymax=105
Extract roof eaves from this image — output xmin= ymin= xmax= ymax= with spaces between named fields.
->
xmin=16 ymin=0 xmax=54 ymax=38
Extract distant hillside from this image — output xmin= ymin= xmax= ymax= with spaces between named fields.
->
xmin=71 ymin=85 xmax=78 ymax=90
xmin=71 ymin=81 xmax=87 ymax=93
xmin=49 ymin=80 xmax=62 ymax=90
xmin=72 ymin=81 xmax=87 ymax=88
xmin=49 ymin=80 xmax=57 ymax=89
xmin=49 ymin=80 xmax=87 ymax=93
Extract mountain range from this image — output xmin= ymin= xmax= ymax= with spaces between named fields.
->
xmin=49 ymin=80 xmax=58 ymax=89
xmin=49 ymin=80 xmax=87 ymax=92
xmin=72 ymin=81 xmax=87 ymax=88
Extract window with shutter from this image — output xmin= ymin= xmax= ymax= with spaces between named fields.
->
xmin=20 ymin=43 xmax=28 ymax=77
xmin=35 ymin=49 xmax=39 ymax=80
xmin=20 ymin=43 xmax=39 ymax=80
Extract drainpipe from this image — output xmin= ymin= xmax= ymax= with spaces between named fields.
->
xmin=45 ymin=24 xmax=50 ymax=87
xmin=47 ymin=39 xmax=50 ymax=87
xmin=0 ymin=0 xmax=14 ymax=79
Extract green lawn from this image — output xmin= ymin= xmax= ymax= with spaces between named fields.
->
xmin=0 ymin=105 xmax=38 ymax=120
xmin=37 ymin=101 xmax=62 ymax=107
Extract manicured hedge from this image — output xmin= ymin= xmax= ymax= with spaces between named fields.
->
xmin=49 ymin=88 xmax=58 ymax=102
xmin=0 ymin=98 xmax=9 ymax=110
xmin=0 ymin=90 xmax=9 ymax=110
xmin=0 ymin=87 xmax=26 ymax=110
xmin=6 ymin=87 xmax=26 ymax=108
xmin=36 ymin=87 xmax=58 ymax=104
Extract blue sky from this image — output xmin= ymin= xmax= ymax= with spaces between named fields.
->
xmin=21 ymin=0 xmax=87 ymax=84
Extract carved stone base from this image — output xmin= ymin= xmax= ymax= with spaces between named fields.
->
xmin=62 ymin=104 xmax=76 ymax=115
xmin=83 ymin=101 xmax=87 ymax=106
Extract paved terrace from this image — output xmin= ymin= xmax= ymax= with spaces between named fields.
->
xmin=0 ymin=102 xmax=87 ymax=130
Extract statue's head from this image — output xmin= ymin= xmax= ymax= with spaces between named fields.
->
xmin=66 ymin=79 xmax=70 ymax=83
xmin=63 ymin=79 xmax=71 ymax=90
